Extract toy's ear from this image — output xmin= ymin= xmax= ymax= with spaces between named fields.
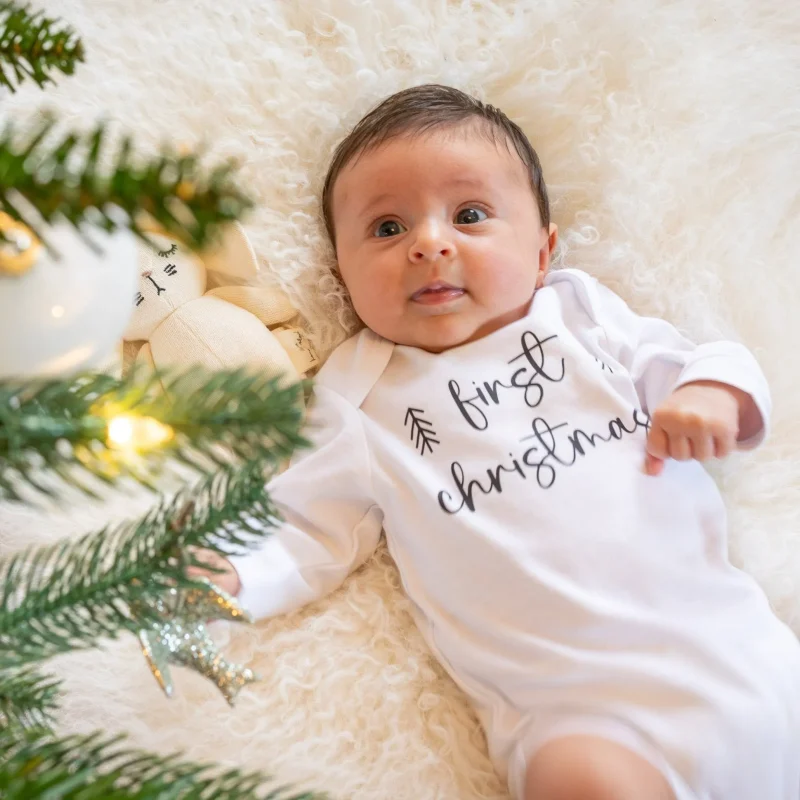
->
xmin=200 ymin=221 xmax=259 ymax=281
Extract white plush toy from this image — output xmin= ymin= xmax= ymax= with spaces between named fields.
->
xmin=123 ymin=222 xmax=318 ymax=389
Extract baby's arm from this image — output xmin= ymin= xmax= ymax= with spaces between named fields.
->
xmin=581 ymin=275 xmax=770 ymax=471
xmin=191 ymin=384 xmax=383 ymax=618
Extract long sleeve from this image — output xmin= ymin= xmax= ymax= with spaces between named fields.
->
xmin=227 ymin=384 xmax=383 ymax=620
xmin=583 ymin=275 xmax=772 ymax=449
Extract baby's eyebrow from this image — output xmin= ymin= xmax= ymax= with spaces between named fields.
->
xmin=357 ymin=192 xmax=393 ymax=219
xmin=356 ymin=177 xmax=489 ymax=219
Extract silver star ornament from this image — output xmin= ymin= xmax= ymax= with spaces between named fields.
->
xmin=136 ymin=577 xmax=258 ymax=705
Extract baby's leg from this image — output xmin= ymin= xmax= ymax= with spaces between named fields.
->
xmin=524 ymin=735 xmax=675 ymax=800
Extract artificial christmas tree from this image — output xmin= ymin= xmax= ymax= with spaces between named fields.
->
xmin=0 ymin=4 xmax=322 ymax=797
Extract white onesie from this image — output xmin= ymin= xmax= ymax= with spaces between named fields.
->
xmin=231 ymin=268 xmax=800 ymax=799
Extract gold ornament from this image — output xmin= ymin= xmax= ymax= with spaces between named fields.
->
xmin=175 ymin=180 xmax=196 ymax=202
xmin=136 ymin=578 xmax=258 ymax=705
xmin=0 ymin=212 xmax=41 ymax=276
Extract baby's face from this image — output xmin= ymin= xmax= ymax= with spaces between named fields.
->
xmin=332 ymin=127 xmax=556 ymax=352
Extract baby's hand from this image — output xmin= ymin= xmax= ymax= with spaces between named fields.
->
xmin=186 ymin=548 xmax=242 ymax=597
xmin=644 ymin=381 xmax=753 ymax=476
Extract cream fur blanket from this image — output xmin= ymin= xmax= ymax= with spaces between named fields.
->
xmin=2 ymin=1 xmax=799 ymax=798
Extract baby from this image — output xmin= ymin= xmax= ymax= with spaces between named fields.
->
xmin=195 ymin=85 xmax=800 ymax=799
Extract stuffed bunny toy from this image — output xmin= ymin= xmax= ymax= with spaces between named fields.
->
xmin=123 ymin=222 xmax=318 ymax=390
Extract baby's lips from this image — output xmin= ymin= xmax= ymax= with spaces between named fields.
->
xmin=411 ymin=281 xmax=464 ymax=300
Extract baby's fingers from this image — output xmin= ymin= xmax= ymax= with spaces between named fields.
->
xmin=644 ymin=425 xmax=669 ymax=475
xmin=713 ymin=431 xmax=738 ymax=459
xmin=690 ymin=434 xmax=715 ymax=462
xmin=692 ymin=420 xmax=736 ymax=460
xmin=644 ymin=452 xmax=664 ymax=476
xmin=667 ymin=435 xmax=692 ymax=462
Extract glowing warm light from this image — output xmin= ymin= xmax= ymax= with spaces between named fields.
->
xmin=51 ymin=305 xmax=65 ymax=318
xmin=107 ymin=415 xmax=174 ymax=450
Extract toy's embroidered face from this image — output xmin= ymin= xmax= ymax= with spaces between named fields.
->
xmin=124 ymin=236 xmax=207 ymax=341
xmin=136 ymin=259 xmax=178 ymax=304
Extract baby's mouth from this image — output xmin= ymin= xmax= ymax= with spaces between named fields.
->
xmin=411 ymin=281 xmax=466 ymax=305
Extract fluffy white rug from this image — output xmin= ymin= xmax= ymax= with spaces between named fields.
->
xmin=2 ymin=1 xmax=799 ymax=797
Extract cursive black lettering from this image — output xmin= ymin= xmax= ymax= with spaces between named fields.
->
xmin=508 ymin=331 xmax=566 ymax=408
xmin=509 ymin=366 xmax=544 ymax=408
xmin=448 ymin=380 xmax=489 ymax=430
xmin=438 ymin=457 xmax=530 ymax=514
xmin=438 ymin=409 xmax=651 ymax=514
xmin=483 ymin=378 xmax=512 ymax=404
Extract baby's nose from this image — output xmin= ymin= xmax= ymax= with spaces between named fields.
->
xmin=410 ymin=221 xmax=455 ymax=262
xmin=142 ymin=270 xmax=152 ymax=278
xmin=411 ymin=242 xmax=454 ymax=262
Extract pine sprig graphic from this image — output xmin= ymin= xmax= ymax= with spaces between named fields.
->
xmin=404 ymin=407 xmax=440 ymax=456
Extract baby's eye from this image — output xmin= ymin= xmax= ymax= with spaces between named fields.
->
xmin=455 ymin=207 xmax=488 ymax=225
xmin=374 ymin=220 xmax=407 ymax=238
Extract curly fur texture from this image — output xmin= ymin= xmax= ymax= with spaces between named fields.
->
xmin=1 ymin=1 xmax=799 ymax=797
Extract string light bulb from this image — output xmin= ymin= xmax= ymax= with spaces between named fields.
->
xmin=107 ymin=414 xmax=174 ymax=451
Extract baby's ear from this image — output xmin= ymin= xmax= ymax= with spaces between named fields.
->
xmin=199 ymin=221 xmax=259 ymax=281
xmin=535 ymin=224 xmax=559 ymax=289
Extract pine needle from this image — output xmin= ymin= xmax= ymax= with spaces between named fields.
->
xmin=0 ymin=730 xmax=327 ymax=799
xmin=0 ymin=464 xmax=284 ymax=668
xmin=0 ymin=115 xmax=254 ymax=252
xmin=0 ymin=667 xmax=60 ymax=735
xmin=0 ymin=1 xmax=84 ymax=92
xmin=0 ymin=367 xmax=309 ymax=502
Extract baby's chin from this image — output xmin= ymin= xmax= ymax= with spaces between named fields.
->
xmin=380 ymin=317 xmax=496 ymax=354
xmin=361 ymin=297 xmax=533 ymax=352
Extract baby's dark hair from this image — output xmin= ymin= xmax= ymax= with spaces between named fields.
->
xmin=321 ymin=83 xmax=550 ymax=248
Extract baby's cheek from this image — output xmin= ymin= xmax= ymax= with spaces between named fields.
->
xmin=474 ymin=255 xmax=536 ymax=301
xmin=348 ymin=269 xmax=401 ymax=325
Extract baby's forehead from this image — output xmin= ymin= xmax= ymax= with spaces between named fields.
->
xmin=360 ymin=122 xmax=516 ymax=167
xmin=335 ymin=126 xmax=527 ymax=198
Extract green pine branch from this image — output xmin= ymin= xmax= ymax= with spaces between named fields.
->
xmin=0 ymin=463 xmax=281 ymax=669
xmin=0 ymin=2 xmax=84 ymax=92
xmin=0 ymin=667 xmax=60 ymax=735
xmin=0 ymin=366 xmax=308 ymax=502
xmin=0 ymin=730 xmax=325 ymax=799
xmin=0 ymin=7 xmax=331 ymax=799
xmin=0 ymin=115 xmax=255 ymax=253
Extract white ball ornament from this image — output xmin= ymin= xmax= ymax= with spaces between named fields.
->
xmin=0 ymin=214 xmax=137 ymax=380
